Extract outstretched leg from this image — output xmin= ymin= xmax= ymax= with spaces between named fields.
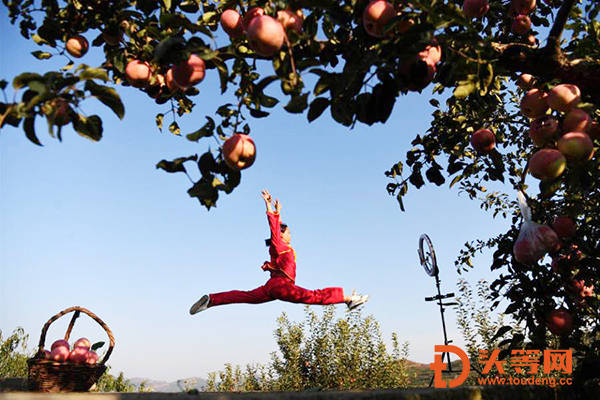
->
xmin=190 ymin=285 xmax=273 ymax=314
xmin=209 ymin=285 xmax=272 ymax=307
xmin=267 ymin=280 xmax=344 ymax=305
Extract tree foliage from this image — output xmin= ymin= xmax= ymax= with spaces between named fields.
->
xmin=1 ymin=0 xmax=600 ymax=383
xmin=0 ymin=328 xmax=30 ymax=379
xmin=205 ymin=306 xmax=410 ymax=391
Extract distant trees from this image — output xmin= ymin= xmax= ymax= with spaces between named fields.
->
xmin=205 ymin=306 xmax=410 ymax=391
xmin=0 ymin=328 xmax=29 ymax=379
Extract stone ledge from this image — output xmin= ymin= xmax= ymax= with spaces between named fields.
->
xmin=0 ymin=386 xmax=597 ymax=400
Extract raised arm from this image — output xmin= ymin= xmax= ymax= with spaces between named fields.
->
xmin=261 ymin=190 xmax=285 ymax=250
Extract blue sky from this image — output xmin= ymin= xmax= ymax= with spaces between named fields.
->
xmin=0 ymin=6 xmax=514 ymax=381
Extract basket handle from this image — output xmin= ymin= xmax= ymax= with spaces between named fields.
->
xmin=36 ymin=306 xmax=115 ymax=365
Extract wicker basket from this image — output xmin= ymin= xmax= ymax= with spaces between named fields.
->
xmin=27 ymin=306 xmax=115 ymax=392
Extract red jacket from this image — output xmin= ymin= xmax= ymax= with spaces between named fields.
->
xmin=261 ymin=211 xmax=296 ymax=282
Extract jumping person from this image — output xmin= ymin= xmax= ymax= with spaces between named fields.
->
xmin=189 ymin=189 xmax=369 ymax=314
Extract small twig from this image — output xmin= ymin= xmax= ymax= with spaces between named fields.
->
xmin=446 ymin=46 xmax=486 ymax=64
xmin=184 ymin=171 xmax=195 ymax=185
xmin=232 ymin=100 xmax=243 ymax=133
xmin=284 ymin=36 xmax=297 ymax=79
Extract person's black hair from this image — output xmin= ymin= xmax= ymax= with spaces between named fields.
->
xmin=265 ymin=223 xmax=288 ymax=247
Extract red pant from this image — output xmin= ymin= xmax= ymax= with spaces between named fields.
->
xmin=209 ymin=276 xmax=344 ymax=307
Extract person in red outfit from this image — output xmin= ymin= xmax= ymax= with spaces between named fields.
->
xmin=189 ymin=189 xmax=369 ymax=314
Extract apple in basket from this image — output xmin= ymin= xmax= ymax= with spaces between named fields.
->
xmin=86 ymin=350 xmax=99 ymax=365
xmin=50 ymin=346 xmax=70 ymax=362
xmin=74 ymin=337 xmax=91 ymax=350
xmin=69 ymin=346 xmax=89 ymax=364
xmin=51 ymin=339 xmax=69 ymax=351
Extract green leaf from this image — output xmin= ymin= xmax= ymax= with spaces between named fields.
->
xmin=13 ymin=73 xmax=43 ymax=89
xmin=187 ymin=178 xmax=219 ymax=210
xmin=169 ymin=121 xmax=181 ymax=135
xmin=61 ymin=61 xmax=75 ymax=71
xmin=27 ymin=80 xmax=47 ymax=94
xmin=250 ymin=108 xmax=270 ymax=118
xmin=198 ymin=151 xmax=218 ymax=177
xmin=453 ymin=79 xmax=477 ymax=99
xmin=156 ymin=155 xmax=197 ymax=173
xmin=32 ymin=34 xmax=49 ymax=45
xmin=84 ymin=81 xmax=125 ymax=119
xmin=156 ymin=113 xmax=164 ymax=131
xmin=213 ymin=59 xmax=228 ymax=94
xmin=258 ymin=93 xmax=279 ymax=108
xmin=23 ymin=117 xmax=42 ymax=146
xmin=91 ymin=341 xmax=105 ymax=351
xmin=284 ymin=93 xmax=309 ymax=114
xmin=73 ymin=114 xmax=103 ymax=141
xmin=79 ymin=67 xmax=109 ymax=82
xmin=307 ymin=98 xmax=330 ymax=122
xmin=186 ymin=117 xmax=215 ymax=142
xmin=31 ymin=51 xmax=52 ymax=60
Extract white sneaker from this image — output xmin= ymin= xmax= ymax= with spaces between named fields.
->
xmin=189 ymin=295 xmax=210 ymax=315
xmin=347 ymin=290 xmax=369 ymax=310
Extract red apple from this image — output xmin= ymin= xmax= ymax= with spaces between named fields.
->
xmin=521 ymin=88 xmax=549 ymax=118
xmin=86 ymin=350 xmax=99 ymax=365
xmin=552 ymin=216 xmax=576 ymax=238
xmin=418 ymin=41 xmax=442 ymax=65
xmin=125 ymin=60 xmax=151 ymax=87
xmin=557 ymin=132 xmax=594 ymax=162
xmin=50 ymin=346 xmax=70 ymax=362
xmin=66 ymin=35 xmax=89 ymax=58
xmin=242 ymin=7 xmax=264 ymax=32
xmin=223 ymin=134 xmax=256 ymax=170
xmin=68 ymin=347 xmax=88 ymax=364
xmin=42 ymin=350 xmax=52 ymax=359
xmin=562 ymin=108 xmax=591 ymax=133
xmin=588 ymin=121 xmax=600 ymax=140
xmin=402 ymin=58 xmax=436 ymax=92
xmin=529 ymin=149 xmax=566 ymax=180
xmin=277 ymin=9 xmax=304 ymax=34
xmin=51 ymin=339 xmax=70 ymax=351
xmin=546 ymin=308 xmax=573 ymax=335
xmin=513 ymin=238 xmax=539 ymax=263
xmin=516 ymin=74 xmax=535 ymax=90
xmin=463 ymin=0 xmax=490 ymax=18
xmin=246 ymin=15 xmax=285 ymax=56
xmin=538 ymin=225 xmax=560 ymax=253
xmin=45 ymin=97 xmax=72 ymax=126
xmin=362 ymin=0 xmax=396 ymax=38
xmin=471 ymin=128 xmax=496 ymax=153
xmin=73 ymin=337 xmax=91 ymax=350
xmin=221 ymin=9 xmax=244 ymax=38
xmin=529 ymin=116 xmax=558 ymax=146
xmin=512 ymin=15 xmax=531 ymax=35
xmin=165 ymin=68 xmax=182 ymax=92
xmin=547 ymin=84 xmax=581 ymax=112
xmin=510 ymin=0 xmax=536 ymax=14
xmin=172 ymin=54 xmax=206 ymax=89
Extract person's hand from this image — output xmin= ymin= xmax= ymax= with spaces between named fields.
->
xmin=261 ymin=189 xmax=274 ymax=211
xmin=261 ymin=189 xmax=272 ymax=203
xmin=274 ymin=199 xmax=281 ymax=214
